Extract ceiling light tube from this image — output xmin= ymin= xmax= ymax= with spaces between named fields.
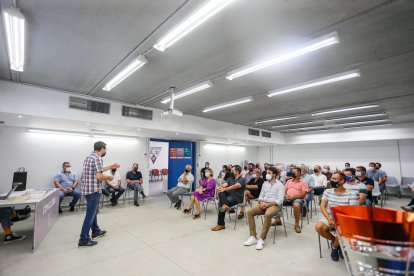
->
xmin=202 ymin=96 xmax=253 ymax=113
xmin=3 ymin=8 xmax=25 ymax=72
xmin=284 ymin=125 xmax=332 ymax=131
xmin=103 ymin=55 xmax=147 ymax=91
xmin=267 ymin=69 xmax=360 ymax=97
xmin=27 ymin=129 xmax=90 ymax=137
xmin=226 ymin=32 xmax=339 ymax=80
xmin=325 ymin=113 xmax=386 ymax=122
xmin=153 ymin=0 xmax=236 ymax=52
xmin=342 ymin=123 xmax=391 ymax=130
xmin=336 ymin=119 xmax=390 ymax=127
xmin=254 ymin=116 xmax=299 ymax=125
xmin=272 ymin=121 xmax=315 ymax=128
xmin=311 ymin=104 xmax=379 ymax=116
xmin=92 ymin=135 xmax=137 ymax=140
xmin=161 ymin=81 xmax=213 ymax=104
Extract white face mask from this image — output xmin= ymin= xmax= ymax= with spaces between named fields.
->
xmin=251 ymin=174 xmax=256 ymax=179
xmin=65 ymin=167 xmax=71 ymax=172
xmin=205 ymin=172 xmax=210 ymax=177
xmin=322 ymin=169 xmax=328 ymax=173
xmin=266 ymin=174 xmax=272 ymax=181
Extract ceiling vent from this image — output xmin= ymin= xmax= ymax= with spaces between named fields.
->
xmin=248 ymin=128 xmax=260 ymax=136
xmin=122 ymin=106 xmax=153 ymax=120
xmin=69 ymin=96 xmax=110 ymax=114
xmin=261 ymin=131 xmax=271 ymax=138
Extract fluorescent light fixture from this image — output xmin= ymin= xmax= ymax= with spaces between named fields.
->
xmin=325 ymin=113 xmax=386 ymax=122
xmin=204 ymin=143 xmax=244 ymax=150
xmin=342 ymin=123 xmax=391 ymax=130
xmin=102 ymin=55 xmax=147 ymax=91
xmin=255 ymin=116 xmax=298 ymax=125
xmin=311 ymin=104 xmax=379 ymax=116
xmin=202 ymin=96 xmax=253 ymax=113
xmin=336 ymin=119 xmax=390 ymax=127
xmin=92 ymin=135 xmax=137 ymax=140
xmin=3 ymin=8 xmax=25 ymax=71
xmin=161 ymin=81 xmax=213 ymax=104
xmin=283 ymin=125 xmax=332 ymax=132
xmin=267 ymin=69 xmax=360 ymax=97
xmin=272 ymin=121 xmax=316 ymax=128
xmin=153 ymin=0 xmax=236 ymax=51
xmin=225 ymin=32 xmax=339 ymax=80
xmin=27 ymin=129 xmax=90 ymax=137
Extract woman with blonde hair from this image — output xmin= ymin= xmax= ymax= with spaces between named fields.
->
xmin=183 ymin=168 xmax=216 ymax=219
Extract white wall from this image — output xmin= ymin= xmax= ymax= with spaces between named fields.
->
xmin=0 ymin=126 xmax=148 ymax=194
xmin=197 ymin=142 xmax=259 ymax=181
xmin=149 ymin=141 xmax=169 ymax=171
xmin=266 ymin=139 xmax=414 ymax=182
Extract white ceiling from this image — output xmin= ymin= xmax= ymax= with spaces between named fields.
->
xmin=0 ymin=0 xmax=413 ymax=131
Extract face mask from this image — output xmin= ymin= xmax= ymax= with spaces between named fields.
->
xmin=185 ymin=169 xmax=190 ymax=173
xmin=345 ymin=175 xmax=353 ymax=182
xmin=313 ymin=169 xmax=319 ymax=173
xmin=345 ymin=165 xmax=350 ymax=168
xmin=266 ymin=174 xmax=272 ymax=181
xmin=101 ymin=152 xmax=106 ymax=157
xmin=205 ymin=172 xmax=210 ymax=177
xmin=251 ymin=174 xmax=256 ymax=179
xmin=369 ymin=166 xmax=375 ymax=170
xmin=248 ymin=168 xmax=253 ymax=172
xmin=111 ymin=168 xmax=116 ymax=173
xmin=65 ymin=167 xmax=71 ymax=172
xmin=355 ymin=171 xmax=362 ymax=177
xmin=286 ymin=171 xmax=294 ymax=178
xmin=322 ymin=169 xmax=328 ymax=173
xmin=133 ymin=167 xmax=138 ymax=172
xmin=330 ymin=181 xmax=339 ymax=188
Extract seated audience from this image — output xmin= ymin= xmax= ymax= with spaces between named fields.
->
xmin=102 ymin=168 xmax=125 ymax=206
xmin=315 ymin=172 xmax=359 ymax=261
xmin=343 ymin=168 xmax=368 ymax=205
xmin=283 ymin=167 xmax=308 ymax=233
xmin=241 ymin=165 xmax=248 ymax=177
xmin=0 ymin=208 xmax=26 ymax=243
xmin=298 ymin=165 xmax=315 ymax=216
xmin=183 ymin=168 xmax=216 ymax=219
xmin=401 ymin=182 xmax=414 ymax=212
xmin=211 ymin=165 xmax=246 ymax=231
xmin=167 ymin=165 xmax=194 ymax=210
xmin=275 ymin=164 xmax=287 ymax=184
xmin=126 ymin=163 xmax=146 ymax=207
xmin=238 ymin=169 xmax=264 ymax=219
xmin=322 ymin=165 xmax=333 ymax=184
xmin=311 ymin=165 xmax=328 ymax=202
xmin=355 ymin=166 xmax=374 ymax=206
xmin=244 ymin=167 xmax=284 ymax=250
xmin=54 ymin=161 xmax=81 ymax=213
xmin=261 ymin=163 xmax=269 ymax=179
xmin=255 ymin=162 xmax=262 ymax=174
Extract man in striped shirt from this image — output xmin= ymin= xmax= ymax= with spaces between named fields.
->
xmin=315 ymin=172 xmax=359 ymax=262
xmin=78 ymin=141 xmax=120 ymax=247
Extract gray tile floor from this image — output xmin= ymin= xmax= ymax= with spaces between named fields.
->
xmin=0 ymin=195 xmax=410 ymax=276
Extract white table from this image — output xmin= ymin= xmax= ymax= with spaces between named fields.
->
xmin=0 ymin=188 xmax=59 ymax=252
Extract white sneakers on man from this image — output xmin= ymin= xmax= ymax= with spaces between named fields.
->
xmin=256 ymin=239 xmax=265 ymax=250
xmin=244 ymin=236 xmax=258 ymax=246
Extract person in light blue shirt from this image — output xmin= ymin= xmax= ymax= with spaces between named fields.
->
xmin=298 ymin=165 xmax=315 ymax=213
xmin=54 ymin=162 xmax=81 ymax=213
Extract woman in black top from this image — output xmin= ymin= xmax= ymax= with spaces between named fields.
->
xmin=238 ymin=169 xmax=264 ymax=219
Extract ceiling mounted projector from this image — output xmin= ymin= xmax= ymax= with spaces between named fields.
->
xmin=161 ymin=87 xmax=183 ymax=117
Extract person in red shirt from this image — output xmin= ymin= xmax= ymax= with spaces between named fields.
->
xmin=283 ymin=167 xmax=308 ymax=233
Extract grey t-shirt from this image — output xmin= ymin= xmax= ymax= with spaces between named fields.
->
xmin=226 ymin=176 xmax=246 ymax=202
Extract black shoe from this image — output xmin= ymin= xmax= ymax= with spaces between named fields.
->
xmin=11 ymin=213 xmax=31 ymax=222
xmin=110 ymin=198 xmax=115 ymax=206
xmin=401 ymin=206 xmax=414 ymax=212
xmin=141 ymin=192 xmax=146 ymax=199
xmin=113 ymin=198 xmax=118 ymax=206
xmin=4 ymin=232 xmax=26 ymax=244
xmin=59 ymin=208 xmax=63 ymax=214
xmin=331 ymin=243 xmax=339 ymax=262
xmin=175 ymin=200 xmax=182 ymax=209
xmin=78 ymin=240 xmax=98 ymax=247
xmin=69 ymin=204 xmax=75 ymax=212
xmin=92 ymin=230 xmax=107 ymax=239
xmin=237 ymin=213 xmax=244 ymax=219
xmin=134 ymin=201 xmax=140 ymax=206
xmin=229 ymin=208 xmax=235 ymax=213
xmin=173 ymin=202 xmax=179 ymax=208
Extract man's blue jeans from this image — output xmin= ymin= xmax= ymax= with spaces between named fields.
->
xmin=107 ymin=186 xmax=125 ymax=201
xmin=79 ymin=192 xmax=101 ymax=242
xmin=59 ymin=190 xmax=81 ymax=206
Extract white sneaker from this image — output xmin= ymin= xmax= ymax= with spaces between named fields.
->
xmin=244 ymin=236 xmax=258 ymax=246
xmin=256 ymin=239 xmax=265 ymax=250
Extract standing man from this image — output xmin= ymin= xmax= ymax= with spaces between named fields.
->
xmin=166 ymin=165 xmax=194 ymax=209
xmin=79 ymin=141 xmax=119 ymax=247
xmin=126 ymin=163 xmax=146 ymax=207
xmin=54 ymin=162 xmax=81 ymax=213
